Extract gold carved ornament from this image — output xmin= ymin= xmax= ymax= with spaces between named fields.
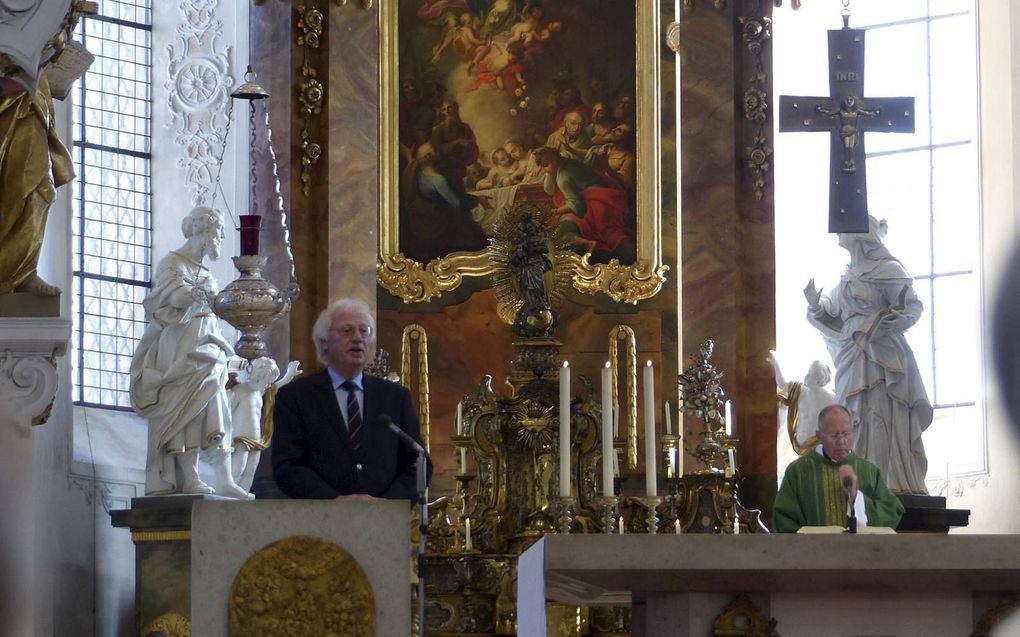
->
xmin=778 ymin=382 xmax=818 ymax=455
xmin=229 ymin=535 xmax=374 ymax=636
xmin=376 ymin=0 xmax=667 ymax=305
xmin=400 ymin=323 xmax=430 ymax=450
xmin=490 ymin=203 xmax=573 ymax=327
xmin=713 ymin=594 xmax=779 ymax=637
xmin=608 ymin=325 xmax=638 ymax=468
xmin=142 ymin=611 xmax=190 ymax=637
xmin=296 ymin=5 xmax=323 ymax=196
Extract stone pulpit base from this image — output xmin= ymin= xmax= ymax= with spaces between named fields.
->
xmin=519 ymin=534 xmax=1020 ymax=637
xmin=112 ymin=497 xmax=412 ymax=636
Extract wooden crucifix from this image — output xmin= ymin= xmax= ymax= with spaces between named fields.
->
xmin=779 ymin=27 xmax=914 ymax=233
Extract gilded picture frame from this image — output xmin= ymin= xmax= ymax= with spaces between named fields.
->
xmin=377 ymin=0 xmax=666 ymax=304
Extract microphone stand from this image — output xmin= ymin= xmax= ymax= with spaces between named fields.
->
xmin=846 ymin=489 xmax=857 ymax=534
xmin=415 ymin=449 xmax=428 ymax=637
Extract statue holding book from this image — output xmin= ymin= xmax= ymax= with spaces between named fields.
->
xmin=804 ymin=216 xmax=932 ymax=494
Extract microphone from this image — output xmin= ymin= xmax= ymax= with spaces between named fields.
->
xmin=377 ymin=414 xmax=426 ymax=454
xmin=840 ymin=465 xmax=857 ymax=534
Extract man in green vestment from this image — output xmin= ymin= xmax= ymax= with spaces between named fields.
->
xmin=774 ymin=404 xmax=904 ymax=533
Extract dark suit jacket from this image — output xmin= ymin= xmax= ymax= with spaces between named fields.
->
xmin=272 ymin=370 xmax=431 ymax=500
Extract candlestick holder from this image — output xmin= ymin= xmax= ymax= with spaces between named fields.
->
xmin=642 ymin=496 xmax=661 ymax=534
xmin=556 ymin=496 xmax=575 ymax=534
xmin=598 ymin=495 xmax=619 ymax=534
xmin=693 ymin=429 xmax=726 ymax=473
xmin=660 ymin=432 xmax=679 ymax=479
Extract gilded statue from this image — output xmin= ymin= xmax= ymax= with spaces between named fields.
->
xmin=0 ymin=75 xmax=73 ymax=296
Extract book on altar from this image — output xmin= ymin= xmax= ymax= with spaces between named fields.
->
xmin=796 ymin=526 xmax=897 ymax=534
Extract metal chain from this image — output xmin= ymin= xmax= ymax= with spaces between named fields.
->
xmin=210 ymin=99 xmax=236 ymax=227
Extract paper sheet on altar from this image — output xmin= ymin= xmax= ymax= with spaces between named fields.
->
xmin=796 ymin=525 xmax=896 ymax=534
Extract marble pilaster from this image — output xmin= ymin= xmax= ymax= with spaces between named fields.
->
xmin=0 ymin=316 xmax=70 ymax=637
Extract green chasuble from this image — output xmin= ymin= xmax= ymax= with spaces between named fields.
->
xmin=773 ymin=450 xmax=904 ymax=533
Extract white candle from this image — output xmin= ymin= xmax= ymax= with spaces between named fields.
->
xmin=559 ymin=361 xmax=571 ymax=498
xmin=464 ymin=517 xmax=472 ymax=550
xmin=456 ymin=401 xmax=463 ymax=436
xmin=613 ymin=403 xmax=620 ymax=438
xmin=724 ymin=400 xmax=733 ymax=436
xmin=726 ymin=447 xmax=736 ymax=478
xmin=733 ymin=512 xmax=740 ymax=535
xmin=643 ymin=361 xmax=656 ymax=497
xmin=459 ymin=448 xmax=467 ymax=474
xmin=617 ymin=515 xmax=624 ymax=534
xmin=601 ymin=362 xmax=614 ymax=498
xmin=664 ymin=400 xmax=672 ymax=435
xmin=674 ymin=518 xmax=681 ymax=534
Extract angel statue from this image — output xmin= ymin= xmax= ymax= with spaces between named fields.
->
xmin=767 ymin=350 xmax=834 ymax=454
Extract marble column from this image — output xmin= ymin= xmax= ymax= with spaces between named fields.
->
xmin=0 ymin=317 xmax=70 ymax=637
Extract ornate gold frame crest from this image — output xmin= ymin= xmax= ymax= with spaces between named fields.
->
xmin=377 ymin=1 xmax=667 ymax=305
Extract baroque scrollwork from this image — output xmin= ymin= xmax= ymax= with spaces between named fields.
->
xmin=165 ymin=0 xmax=234 ymax=207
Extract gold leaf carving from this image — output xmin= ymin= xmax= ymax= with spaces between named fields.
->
xmin=229 ymin=535 xmax=374 ymax=636
xmin=568 ymin=254 xmax=668 ymax=304
xmin=143 ymin=612 xmax=191 ymax=637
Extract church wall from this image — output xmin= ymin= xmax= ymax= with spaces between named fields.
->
xmin=677 ymin=3 xmax=778 ymax=516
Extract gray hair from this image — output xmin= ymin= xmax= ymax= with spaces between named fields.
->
xmin=181 ymin=206 xmax=224 ymax=239
xmin=817 ymin=404 xmax=852 ymax=432
xmin=312 ymin=297 xmax=376 ymax=365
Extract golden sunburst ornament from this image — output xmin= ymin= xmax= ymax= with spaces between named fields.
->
xmin=490 ymin=202 xmax=574 ymax=332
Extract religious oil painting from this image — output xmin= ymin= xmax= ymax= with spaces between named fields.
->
xmin=378 ymin=0 xmax=666 ymax=304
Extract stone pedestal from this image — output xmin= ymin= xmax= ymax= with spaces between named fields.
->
xmin=0 ymin=316 xmax=69 ymax=637
xmin=110 ymin=494 xmax=221 ymax=635
xmin=111 ymin=497 xmax=413 ymax=636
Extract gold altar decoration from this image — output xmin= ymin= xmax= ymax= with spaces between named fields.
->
xmin=296 ymin=5 xmax=323 ymax=196
xmin=142 ymin=611 xmax=191 ymax=637
xmin=401 ymin=323 xmax=431 ymax=450
xmin=608 ymin=326 xmax=638 ymax=468
xmin=377 ymin=0 xmax=667 ymax=305
xmin=417 ymin=216 xmax=764 ymax=634
xmin=229 ymin=535 xmax=374 ymax=636
xmin=490 ymin=203 xmax=574 ymax=328
xmin=713 ymin=594 xmax=779 ymax=637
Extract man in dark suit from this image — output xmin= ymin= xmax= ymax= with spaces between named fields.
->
xmin=272 ymin=298 xmax=431 ymax=500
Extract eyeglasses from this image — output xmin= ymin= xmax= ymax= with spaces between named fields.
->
xmin=820 ymin=431 xmax=852 ymax=441
xmin=329 ymin=324 xmax=374 ymax=338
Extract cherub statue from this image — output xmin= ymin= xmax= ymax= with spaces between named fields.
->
xmin=767 ymin=350 xmax=834 ymax=454
xmin=228 ymin=357 xmax=301 ymax=491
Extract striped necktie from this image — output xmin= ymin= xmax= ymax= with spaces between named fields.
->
xmin=341 ymin=380 xmax=363 ymax=451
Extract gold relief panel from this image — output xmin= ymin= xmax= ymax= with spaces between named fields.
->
xmin=378 ymin=1 xmax=667 ymax=304
xmin=229 ymin=535 xmax=374 ymax=636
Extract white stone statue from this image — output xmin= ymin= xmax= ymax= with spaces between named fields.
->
xmin=129 ymin=206 xmax=250 ymax=499
xmin=228 ymin=356 xmax=300 ymax=491
xmin=803 ymin=215 xmax=933 ymax=493
xmin=767 ymin=349 xmax=835 ymax=452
